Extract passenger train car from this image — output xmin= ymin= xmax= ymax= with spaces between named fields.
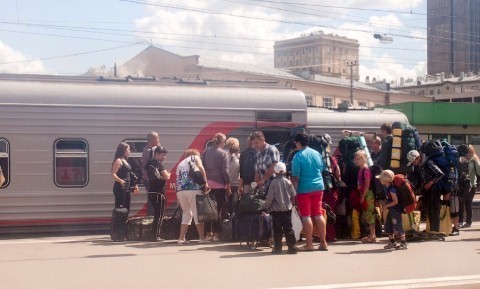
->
xmin=0 ymin=75 xmax=407 ymax=234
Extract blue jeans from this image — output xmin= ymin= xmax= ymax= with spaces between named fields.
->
xmin=384 ymin=208 xmax=404 ymax=235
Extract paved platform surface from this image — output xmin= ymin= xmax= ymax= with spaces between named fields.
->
xmin=1 ymin=224 xmax=480 ymax=289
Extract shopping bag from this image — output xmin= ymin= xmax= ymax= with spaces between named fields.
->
xmin=196 ymin=194 xmax=218 ymax=223
xmin=291 ymin=207 xmax=302 ymax=241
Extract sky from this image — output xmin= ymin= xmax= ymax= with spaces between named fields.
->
xmin=0 ymin=0 xmax=427 ymax=83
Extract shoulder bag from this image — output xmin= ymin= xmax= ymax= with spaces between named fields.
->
xmin=188 ymin=156 xmax=206 ymax=185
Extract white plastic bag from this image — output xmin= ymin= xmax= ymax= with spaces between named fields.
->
xmin=291 ymin=207 xmax=302 ymax=241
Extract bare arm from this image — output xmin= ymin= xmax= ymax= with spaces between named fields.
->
xmin=111 ymin=158 xmax=125 ymax=187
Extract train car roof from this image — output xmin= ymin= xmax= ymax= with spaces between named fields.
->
xmin=0 ymin=75 xmax=306 ymax=111
xmin=307 ymin=107 xmax=408 ymax=130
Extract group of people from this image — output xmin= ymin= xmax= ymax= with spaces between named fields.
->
xmin=109 ymin=125 xmax=480 ymax=253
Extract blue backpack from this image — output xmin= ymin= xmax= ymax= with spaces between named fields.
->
xmin=422 ymin=140 xmax=459 ymax=192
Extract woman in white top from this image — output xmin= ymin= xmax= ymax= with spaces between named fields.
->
xmin=175 ymin=149 xmax=210 ymax=244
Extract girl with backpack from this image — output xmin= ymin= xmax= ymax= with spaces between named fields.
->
xmin=354 ymin=150 xmax=377 ymax=243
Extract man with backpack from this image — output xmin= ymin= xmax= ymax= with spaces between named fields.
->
xmin=239 ymin=137 xmax=257 ymax=195
xmin=378 ymin=122 xmax=393 ymax=170
xmin=407 ymin=150 xmax=445 ymax=233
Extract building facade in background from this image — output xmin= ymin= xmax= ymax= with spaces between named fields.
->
xmin=427 ymin=0 xmax=480 ymax=76
xmin=274 ymin=31 xmax=359 ymax=81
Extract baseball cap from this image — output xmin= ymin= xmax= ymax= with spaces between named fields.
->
xmin=407 ymin=150 xmax=420 ymax=166
xmin=274 ymin=162 xmax=287 ymax=174
xmin=324 ymin=133 xmax=332 ymax=144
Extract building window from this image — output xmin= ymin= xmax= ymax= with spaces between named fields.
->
xmin=289 ymin=60 xmax=293 ymax=66
xmin=454 ymin=87 xmax=461 ymax=93
xmin=430 ymin=90 xmax=435 ymax=95
xmin=418 ymin=90 xmax=425 ymax=95
xmin=54 ymin=139 xmax=88 ymax=187
xmin=323 ymin=98 xmax=333 ymax=108
xmin=472 ymin=86 xmax=478 ymax=90
xmin=450 ymin=135 xmax=466 ymax=145
xmin=431 ymin=134 xmax=448 ymax=142
xmin=0 ymin=139 xmax=9 ymax=188
xmin=474 ymin=97 xmax=480 ymax=103
xmin=469 ymin=135 xmax=480 ymax=145
xmin=328 ymin=67 xmax=331 ymax=73
xmin=410 ymin=91 xmax=416 ymax=95
xmin=305 ymin=96 xmax=313 ymax=106
xmin=358 ymin=101 xmax=367 ymax=107
xmin=124 ymin=139 xmax=148 ymax=186
xmin=296 ymin=60 xmax=299 ymax=65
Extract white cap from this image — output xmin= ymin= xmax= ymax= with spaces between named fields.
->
xmin=274 ymin=162 xmax=287 ymax=174
xmin=407 ymin=150 xmax=420 ymax=166
xmin=324 ymin=133 xmax=332 ymax=144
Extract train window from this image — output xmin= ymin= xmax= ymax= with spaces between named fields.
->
xmin=124 ymin=139 xmax=147 ymax=186
xmin=450 ymin=135 xmax=465 ymax=145
xmin=0 ymin=139 xmax=10 ymax=188
xmin=469 ymin=135 xmax=480 ymax=145
xmin=256 ymin=111 xmax=292 ymax=122
xmin=54 ymin=139 xmax=88 ymax=188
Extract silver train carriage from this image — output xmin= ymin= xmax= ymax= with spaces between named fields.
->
xmin=0 ymin=76 xmax=408 ymax=234
xmin=0 ymin=77 xmax=307 ymax=233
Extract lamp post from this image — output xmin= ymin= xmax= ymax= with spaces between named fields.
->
xmin=347 ymin=60 xmax=358 ymax=105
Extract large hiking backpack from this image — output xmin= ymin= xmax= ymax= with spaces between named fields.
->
xmin=338 ymin=136 xmax=363 ymax=189
xmin=390 ymin=122 xmax=422 ymax=171
xmin=421 ymin=140 xmax=459 ymax=193
xmin=393 ymin=174 xmax=416 ymax=214
xmin=283 ymin=132 xmax=328 ymax=174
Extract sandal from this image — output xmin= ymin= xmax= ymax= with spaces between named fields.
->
xmin=296 ymin=246 xmax=315 ymax=252
xmin=361 ymin=236 xmax=377 ymax=243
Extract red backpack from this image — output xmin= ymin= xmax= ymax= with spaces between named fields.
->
xmin=393 ymin=174 xmax=416 ymax=214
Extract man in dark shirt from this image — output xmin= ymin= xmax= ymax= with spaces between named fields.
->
xmin=378 ymin=122 xmax=393 ymax=170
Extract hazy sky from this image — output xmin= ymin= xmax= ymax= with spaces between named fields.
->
xmin=0 ymin=0 xmax=427 ymax=82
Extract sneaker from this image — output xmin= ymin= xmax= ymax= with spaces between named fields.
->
xmin=395 ymin=243 xmax=408 ymax=250
xmin=463 ymin=223 xmax=472 ymax=228
xmin=177 ymin=238 xmax=190 ymax=244
xmin=449 ymin=228 xmax=460 ymax=236
xmin=384 ymin=242 xmax=397 ymax=250
xmin=198 ymin=239 xmax=210 ymax=244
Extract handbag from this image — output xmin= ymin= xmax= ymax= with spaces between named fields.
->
xmin=188 ymin=156 xmax=206 ymax=185
xmin=196 ymin=194 xmax=218 ymax=223
xmin=322 ymin=202 xmax=336 ymax=224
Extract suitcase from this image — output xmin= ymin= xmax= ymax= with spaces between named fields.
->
xmin=232 ymin=213 xmax=272 ymax=244
xmin=111 ymin=207 xmax=128 ymax=242
xmin=126 ymin=216 xmax=155 ymax=241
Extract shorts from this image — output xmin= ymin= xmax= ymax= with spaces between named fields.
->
xmin=296 ymin=190 xmax=324 ymax=218
xmin=384 ymin=208 xmax=404 ymax=235
xmin=449 ymin=195 xmax=459 ymax=214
